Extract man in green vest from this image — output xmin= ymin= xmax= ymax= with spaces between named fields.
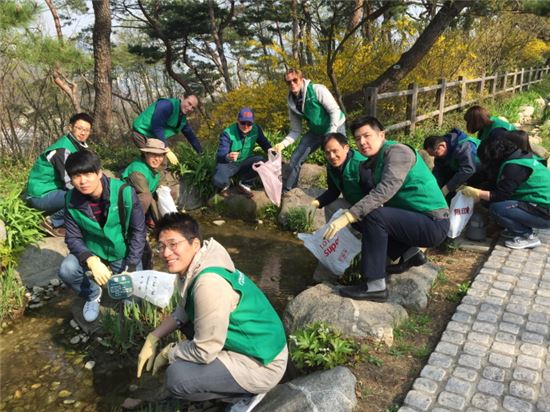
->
xmin=58 ymin=150 xmax=146 ymax=322
xmin=273 ymin=68 xmax=346 ymax=192
xmin=26 ymin=113 xmax=94 ymax=236
xmin=122 ymin=138 xmax=168 ymax=225
xmin=135 ymin=213 xmax=287 ymax=409
xmin=212 ymin=108 xmax=272 ymax=198
xmin=310 ymin=132 xmax=370 ymax=219
xmin=132 ymin=95 xmax=202 ymax=165
xmin=323 ymin=116 xmax=449 ymax=302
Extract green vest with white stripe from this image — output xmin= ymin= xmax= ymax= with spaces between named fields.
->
xmin=224 ymin=123 xmax=259 ymax=164
xmin=122 ymin=159 xmax=161 ymax=193
xmin=132 ymin=98 xmax=187 ymax=139
xmin=303 ymin=83 xmax=343 ymax=135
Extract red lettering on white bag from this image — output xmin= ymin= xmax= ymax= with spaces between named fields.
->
xmin=323 ymin=238 xmax=339 ymax=256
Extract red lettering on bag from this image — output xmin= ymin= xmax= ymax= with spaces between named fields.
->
xmin=323 ymin=238 xmax=339 ymax=256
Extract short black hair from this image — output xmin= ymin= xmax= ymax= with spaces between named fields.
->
xmin=322 ymin=132 xmax=349 ymax=150
xmin=423 ymin=135 xmax=446 ymax=150
xmin=504 ymin=130 xmax=530 ymax=152
xmin=65 ymin=150 xmax=101 ymax=177
xmin=69 ymin=113 xmax=94 ymax=126
xmin=478 ymin=136 xmax=518 ymax=167
xmin=154 ymin=212 xmax=203 ymax=246
xmin=350 ymin=115 xmax=384 ymax=134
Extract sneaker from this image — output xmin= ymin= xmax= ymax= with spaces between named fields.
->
xmin=228 ymin=393 xmax=266 ymax=412
xmin=83 ymin=290 xmax=102 ymax=322
xmin=40 ymin=218 xmax=66 ymax=237
xmin=237 ymin=181 xmax=254 ymax=198
xmin=504 ymin=233 xmax=542 ymax=250
xmin=502 ymin=228 xmax=537 ymax=239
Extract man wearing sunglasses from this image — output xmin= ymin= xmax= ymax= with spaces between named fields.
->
xmin=273 ymin=68 xmax=346 ymax=192
xmin=212 ymin=108 xmax=272 ymax=198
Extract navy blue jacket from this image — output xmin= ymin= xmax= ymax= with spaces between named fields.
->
xmin=432 ymin=129 xmax=480 ymax=193
xmin=152 ymin=99 xmax=202 ymax=153
xmin=216 ymin=124 xmax=271 ymax=163
xmin=64 ymin=175 xmax=146 ymax=270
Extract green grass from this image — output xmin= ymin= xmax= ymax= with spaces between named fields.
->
xmin=285 ymin=206 xmax=314 ymax=232
xmin=447 ymin=280 xmax=471 ymax=302
xmin=388 ymin=314 xmax=433 ymax=358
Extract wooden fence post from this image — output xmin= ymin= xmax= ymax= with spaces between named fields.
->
xmin=458 ymin=76 xmax=467 ymax=108
xmin=491 ymin=72 xmax=498 ymax=102
xmin=520 ymin=68 xmax=525 ymax=91
xmin=406 ymin=82 xmax=418 ymax=134
xmin=363 ymin=86 xmax=378 ymax=117
xmin=527 ymin=67 xmax=533 ymax=89
xmin=478 ymin=73 xmax=485 ymax=95
xmin=437 ymin=78 xmax=447 ymax=127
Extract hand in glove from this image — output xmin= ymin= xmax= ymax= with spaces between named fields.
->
xmin=441 ymin=185 xmax=449 ymax=196
xmin=273 ymin=143 xmax=286 ymax=153
xmin=458 ymin=185 xmax=481 ymax=199
xmin=86 ymin=256 xmax=112 ymax=286
xmin=166 ymin=149 xmax=179 ymax=165
xmin=136 ymin=333 xmax=159 ymax=378
xmin=152 ymin=343 xmax=176 ymax=375
xmin=323 ymin=211 xmax=357 ymax=240
xmin=310 ymin=199 xmax=320 ymax=208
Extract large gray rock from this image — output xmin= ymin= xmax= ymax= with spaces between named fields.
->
xmin=17 ymin=237 xmax=69 ymax=288
xmin=0 ymin=219 xmax=6 ymax=243
xmin=279 ymin=188 xmax=325 ymax=231
xmin=297 ymin=163 xmax=326 ymax=189
xmin=178 ymin=176 xmax=204 ymax=211
xmin=211 ymin=188 xmax=273 ymax=221
xmin=388 ymin=262 xmax=439 ymax=311
xmin=283 ymin=283 xmax=408 ymax=345
xmin=256 ymin=367 xmax=357 ymax=412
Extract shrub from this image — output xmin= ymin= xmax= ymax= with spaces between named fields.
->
xmin=171 ymin=143 xmax=217 ymax=200
xmin=285 ymin=207 xmax=314 ymax=232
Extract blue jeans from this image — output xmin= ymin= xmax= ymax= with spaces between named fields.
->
xmin=27 ymin=189 xmax=66 ymax=227
xmin=59 ymin=254 xmax=143 ymax=301
xmin=284 ymin=124 xmax=346 ymax=192
xmin=489 ymin=200 xmax=550 ymax=237
xmin=354 ymin=207 xmax=449 ymax=280
xmin=212 ymin=155 xmax=264 ymax=190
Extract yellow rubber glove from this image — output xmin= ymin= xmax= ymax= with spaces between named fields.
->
xmin=86 ymin=256 xmax=112 ymax=286
xmin=441 ymin=186 xmax=449 ymax=196
xmin=458 ymin=185 xmax=481 ymax=199
xmin=166 ymin=149 xmax=179 ymax=165
xmin=152 ymin=343 xmax=175 ymax=376
xmin=273 ymin=143 xmax=286 ymax=153
xmin=323 ymin=211 xmax=357 ymax=240
xmin=136 ymin=333 xmax=159 ymax=378
xmin=310 ymin=199 xmax=320 ymax=208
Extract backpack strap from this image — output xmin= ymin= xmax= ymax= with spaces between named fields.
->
xmin=118 ymin=183 xmax=129 ymax=243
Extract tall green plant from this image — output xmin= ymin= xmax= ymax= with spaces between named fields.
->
xmin=171 ymin=143 xmax=217 ymax=200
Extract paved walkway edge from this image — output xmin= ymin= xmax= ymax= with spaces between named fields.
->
xmin=399 ymin=229 xmax=550 ymax=412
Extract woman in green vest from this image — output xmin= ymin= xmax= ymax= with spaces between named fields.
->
xmin=464 ymin=105 xmax=515 ymax=142
xmin=122 ymin=138 xmax=167 ymax=225
xmin=212 ymin=108 xmax=272 ymax=198
xmin=310 ymin=132 xmax=370 ymax=218
xmin=136 ymin=213 xmax=287 ymax=408
xmin=458 ymin=136 xmax=550 ymax=250
xmin=322 ymin=116 xmax=449 ymax=302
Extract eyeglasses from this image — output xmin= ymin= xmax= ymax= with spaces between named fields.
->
xmin=155 ymin=239 xmax=188 ymax=254
xmin=239 ymin=121 xmax=253 ymax=127
xmin=285 ymin=78 xmax=300 ymax=86
xmin=73 ymin=126 xmax=91 ymax=134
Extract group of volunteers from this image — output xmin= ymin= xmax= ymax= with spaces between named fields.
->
xmin=23 ymin=67 xmax=549 ymax=407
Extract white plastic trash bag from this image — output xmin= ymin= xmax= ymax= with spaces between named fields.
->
xmin=128 ymin=270 xmax=176 ymax=308
xmin=447 ymin=192 xmax=474 ymax=238
xmin=297 ymin=209 xmax=361 ymax=275
xmin=156 ymin=185 xmax=178 ymax=216
xmin=253 ymin=149 xmax=282 ymax=206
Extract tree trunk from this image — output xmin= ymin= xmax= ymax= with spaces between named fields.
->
xmin=208 ymin=0 xmax=234 ymax=92
xmin=92 ymin=0 xmax=113 ymax=139
xmin=348 ymin=0 xmax=364 ymax=33
xmin=365 ymin=0 xmax=470 ymax=92
xmin=291 ymin=0 xmax=300 ymax=61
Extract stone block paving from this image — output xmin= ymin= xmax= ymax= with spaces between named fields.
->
xmin=400 ymin=229 xmax=550 ymax=412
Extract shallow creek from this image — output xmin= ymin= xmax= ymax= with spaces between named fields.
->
xmin=0 ymin=219 xmax=316 ymax=411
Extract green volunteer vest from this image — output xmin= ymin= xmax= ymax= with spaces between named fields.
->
xmin=373 ymin=140 xmax=448 ymax=213
xmin=327 ymin=150 xmax=368 ymax=204
xmin=302 ymin=83 xmax=343 ymax=135
xmin=121 ymin=159 xmax=161 ymax=193
xmin=132 ymin=98 xmax=187 ymax=139
xmin=224 ymin=123 xmax=259 ymax=163
xmin=185 ymin=266 xmax=286 ymax=365
xmin=66 ymin=178 xmax=133 ymax=262
xmin=497 ymin=158 xmax=550 ymax=207
xmin=478 ymin=116 xmax=515 ymax=141
xmin=27 ymin=135 xmax=80 ymax=197
xmin=449 ymin=135 xmax=480 ymax=172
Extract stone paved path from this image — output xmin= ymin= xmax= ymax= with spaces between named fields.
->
xmin=400 ymin=229 xmax=550 ymax=412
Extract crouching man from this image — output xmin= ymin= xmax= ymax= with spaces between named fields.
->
xmin=59 ymin=150 xmax=146 ymax=322
xmin=136 ymin=213 xmax=287 ymax=409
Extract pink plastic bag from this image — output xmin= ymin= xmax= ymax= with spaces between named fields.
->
xmin=253 ymin=149 xmax=282 ymax=206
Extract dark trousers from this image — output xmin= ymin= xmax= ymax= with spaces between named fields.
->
xmin=354 ymin=207 xmax=449 ymax=280
xmin=212 ymin=155 xmax=264 ymax=190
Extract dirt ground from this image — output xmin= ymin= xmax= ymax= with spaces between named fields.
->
xmin=350 ymin=246 xmax=488 ymax=412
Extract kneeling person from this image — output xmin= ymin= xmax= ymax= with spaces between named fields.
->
xmin=136 ymin=213 xmax=287 ymax=407
xmin=59 ymin=151 xmax=146 ymax=322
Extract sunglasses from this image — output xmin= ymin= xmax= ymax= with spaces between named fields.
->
xmin=239 ymin=121 xmax=253 ymax=127
xmin=285 ymin=78 xmax=300 ymax=85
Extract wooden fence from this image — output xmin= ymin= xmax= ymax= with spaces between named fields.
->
xmin=363 ymin=65 xmax=550 ymax=133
